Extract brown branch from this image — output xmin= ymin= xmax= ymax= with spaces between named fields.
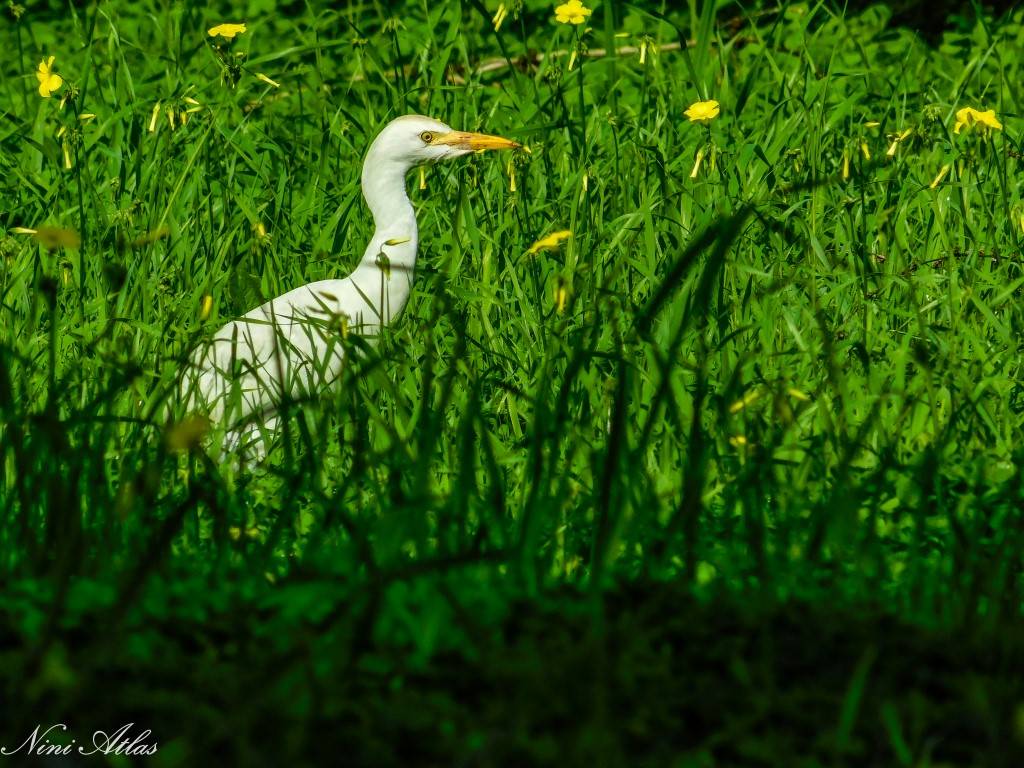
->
xmin=449 ymin=41 xmax=690 ymax=84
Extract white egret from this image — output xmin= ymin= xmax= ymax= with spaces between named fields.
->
xmin=178 ymin=115 xmax=521 ymax=453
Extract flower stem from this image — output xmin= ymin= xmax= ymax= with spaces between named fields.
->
xmin=575 ymin=29 xmax=586 ymax=162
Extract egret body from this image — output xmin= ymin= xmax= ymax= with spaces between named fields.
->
xmin=180 ymin=115 xmax=520 ymax=451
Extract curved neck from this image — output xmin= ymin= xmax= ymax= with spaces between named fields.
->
xmin=355 ymin=139 xmax=420 ymax=325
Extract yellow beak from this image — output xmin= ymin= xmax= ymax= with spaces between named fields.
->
xmin=436 ymin=130 xmax=521 ymax=151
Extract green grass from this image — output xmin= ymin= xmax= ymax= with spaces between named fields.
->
xmin=2 ymin=0 xmax=1024 ymax=764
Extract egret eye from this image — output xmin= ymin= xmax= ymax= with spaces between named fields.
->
xmin=420 ymin=131 xmax=435 ymax=144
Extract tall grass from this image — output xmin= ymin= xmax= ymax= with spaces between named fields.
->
xmin=1 ymin=0 xmax=1024 ymax=763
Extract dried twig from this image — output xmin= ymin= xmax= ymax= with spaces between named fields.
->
xmin=461 ymin=40 xmax=689 ymax=81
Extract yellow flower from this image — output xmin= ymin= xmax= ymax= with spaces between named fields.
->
xmin=36 ymin=56 xmax=63 ymax=98
xmin=493 ymin=3 xmax=508 ymax=31
xmin=207 ymin=23 xmax=247 ymax=39
xmin=729 ymin=388 xmax=762 ymax=414
xmin=555 ymin=0 xmax=591 ymax=25
xmin=13 ymin=225 xmax=81 ymax=251
xmin=528 ymin=230 xmax=572 ymax=254
xmin=929 ymin=164 xmax=951 ymax=189
xmin=554 ymin=277 xmax=571 ymax=313
xmin=954 ymin=106 xmax=1002 ymax=134
xmin=787 ymin=387 xmax=811 ymax=402
xmin=886 ymin=128 xmax=912 ymax=157
xmin=689 ymin=147 xmax=705 ymax=179
xmin=684 ymin=99 xmax=720 ymax=123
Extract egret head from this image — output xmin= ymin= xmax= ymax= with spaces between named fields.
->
xmin=371 ymin=115 xmax=521 ymax=166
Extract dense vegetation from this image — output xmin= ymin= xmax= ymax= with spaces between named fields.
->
xmin=2 ymin=0 xmax=1023 ymax=764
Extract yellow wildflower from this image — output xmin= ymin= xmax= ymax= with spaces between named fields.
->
xmin=183 ymin=96 xmax=203 ymax=122
xmin=684 ymin=99 xmax=720 ymax=123
xmin=555 ymin=0 xmax=592 ymax=25
xmin=528 ymin=230 xmax=572 ymax=254
xmin=729 ymin=388 xmax=762 ymax=413
xmin=493 ymin=3 xmax=508 ymax=31
xmin=207 ymin=23 xmax=247 ymax=39
xmin=36 ymin=56 xmax=63 ymax=98
xmin=255 ymin=72 xmax=280 ymax=88
xmin=555 ymin=278 xmax=570 ymax=313
xmin=690 ymin=147 xmax=705 ymax=179
xmin=638 ymin=36 xmax=657 ymax=65
xmin=954 ymin=106 xmax=1002 ymax=134
xmin=929 ymin=164 xmax=951 ymax=189
xmin=729 ymin=435 xmax=748 ymax=448
xmin=886 ymin=128 xmax=912 ymax=157
xmin=13 ymin=225 xmax=81 ymax=251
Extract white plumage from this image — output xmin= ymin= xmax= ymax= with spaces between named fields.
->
xmin=178 ymin=115 xmax=520 ymax=453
